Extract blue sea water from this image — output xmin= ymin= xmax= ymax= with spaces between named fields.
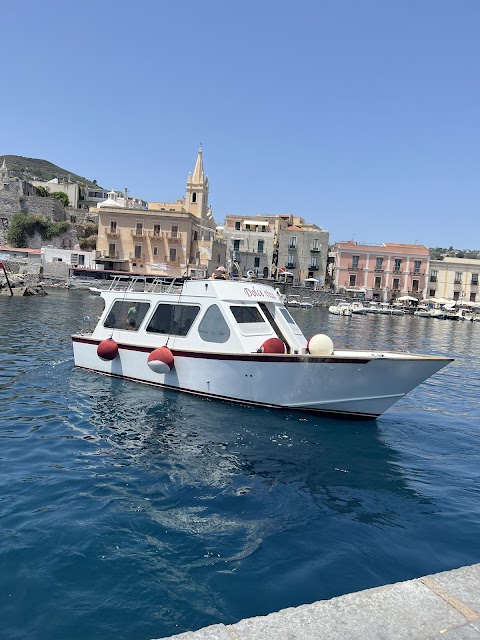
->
xmin=0 ymin=289 xmax=479 ymax=640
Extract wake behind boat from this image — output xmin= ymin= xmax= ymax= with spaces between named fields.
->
xmin=72 ymin=278 xmax=452 ymax=420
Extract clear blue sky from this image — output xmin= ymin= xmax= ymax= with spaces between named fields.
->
xmin=2 ymin=0 xmax=479 ymax=247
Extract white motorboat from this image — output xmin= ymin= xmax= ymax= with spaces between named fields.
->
xmin=72 ymin=277 xmax=452 ymax=420
xmin=299 ymin=297 xmax=314 ymax=309
xmin=429 ymin=308 xmax=446 ymax=319
xmin=286 ymin=295 xmax=301 ymax=308
xmin=350 ymin=301 xmax=367 ymax=314
xmin=414 ymin=306 xmax=431 ymax=318
xmin=328 ymin=300 xmax=353 ymax=316
xmin=364 ymin=302 xmax=381 ymax=314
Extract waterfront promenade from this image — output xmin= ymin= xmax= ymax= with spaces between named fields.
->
xmin=155 ymin=563 xmax=480 ymax=639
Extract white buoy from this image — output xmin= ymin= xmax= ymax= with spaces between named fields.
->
xmin=307 ymin=334 xmax=334 ymax=356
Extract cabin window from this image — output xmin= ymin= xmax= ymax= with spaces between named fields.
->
xmin=146 ymin=303 xmax=200 ymax=336
xmin=198 ymin=304 xmax=230 ymax=343
xmin=230 ymin=305 xmax=271 ymax=336
xmin=230 ymin=306 xmax=264 ymax=323
xmin=277 ymin=307 xmax=303 ymax=334
xmin=103 ymin=300 xmax=150 ymax=331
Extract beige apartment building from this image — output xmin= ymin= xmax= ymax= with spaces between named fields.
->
xmin=428 ymin=257 xmax=480 ymax=303
xmin=95 ymin=149 xmax=225 ymax=278
xmin=275 ymin=215 xmax=329 ymax=283
xmin=222 ymin=215 xmax=276 ymax=277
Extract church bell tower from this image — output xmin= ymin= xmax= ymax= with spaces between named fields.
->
xmin=185 ymin=147 xmax=209 ymax=220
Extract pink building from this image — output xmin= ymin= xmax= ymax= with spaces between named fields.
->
xmin=332 ymin=242 xmax=430 ymax=301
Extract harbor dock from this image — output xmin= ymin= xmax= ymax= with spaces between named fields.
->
xmin=154 ymin=563 xmax=480 ymax=639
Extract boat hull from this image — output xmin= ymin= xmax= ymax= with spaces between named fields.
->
xmin=72 ymin=337 xmax=451 ymax=420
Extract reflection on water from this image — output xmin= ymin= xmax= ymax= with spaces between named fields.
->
xmin=0 ymin=292 xmax=479 ymax=640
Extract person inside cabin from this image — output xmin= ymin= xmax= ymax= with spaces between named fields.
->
xmin=212 ymin=267 xmax=226 ymax=280
xmin=126 ymin=302 xmax=140 ymax=329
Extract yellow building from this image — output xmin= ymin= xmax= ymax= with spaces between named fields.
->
xmin=429 ymin=257 xmax=480 ymax=303
xmin=95 ymin=149 xmax=225 ymax=277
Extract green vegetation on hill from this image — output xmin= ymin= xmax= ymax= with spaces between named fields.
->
xmin=430 ymin=246 xmax=480 ymax=260
xmin=1 ymin=155 xmax=101 ymax=188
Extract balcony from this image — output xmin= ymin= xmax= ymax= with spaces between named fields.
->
xmin=131 ymin=229 xmax=145 ymax=238
xmin=129 ymin=253 xmax=145 ymax=263
xmin=104 ymin=226 xmax=120 ymax=237
xmin=96 ymin=250 xmax=120 ymax=260
xmin=409 ymin=271 xmax=425 ymax=276
xmin=348 ymin=265 xmax=363 ymax=271
xmin=308 ymin=265 xmax=319 ymax=271
xmin=286 ymin=262 xmax=296 ymax=269
xmin=374 ymin=268 xmax=384 ymax=272
xmin=430 ymin=276 xmax=437 ymax=282
xmin=147 ymin=230 xmax=162 ymax=238
xmin=163 ymin=231 xmax=181 ymax=242
xmin=408 ymin=290 xmax=420 ymax=296
xmin=471 ymin=280 xmax=478 ymax=287
xmin=454 ymin=279 xmax=462 ymax=285
xmin=393 ymin=268 xmax=402 ymax=274
xmin=310 ymin=246 xmax=320 ymax=252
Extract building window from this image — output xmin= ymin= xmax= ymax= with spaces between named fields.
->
xmin=311 ymin=256 xmax=318 ymax=267
xmin=414 ymin=260 xmax=421 ymax=273
xmin=169 ymin=247 xmax=177 ymax=262
xmin=394 ymin=258 xmax=402 ymax=273
xmin=257 ymin=240 xmax=264 ymax=253
xmin=374 ymin=276 xmax=382 ymax=289
xmin=233 ymin=239 xmax=240 ymax=251
xmin=288 ymin=236 xmax=297 ymax=249
xmin=393 ymin=278 xmax=400 ymax=290
xmin=454 ymin=272 xmax=462 ymax=284
xmin=192 ymin=192 xmax=197 ymax=203
xmin=412 ymin=279 xmax=419 ymax=292
xmin=287 ymin=254 xmax=295 ymax=267
xmin=153 ymin=246 xmax=158 ymax=257
xmin=312 ymin=239 xmax=319 ymax=251
xmin=352 ymin=255 xmax=359 ymax=269
xmin=134 ymin=245 xmax=142 ymax=259
xmin=429 ymin=289 xmax=436 ymax=297
xmin=171 ymin=225 xmax=179 ymax=239
xmin=235 ymin=221 xmax=240 ymax=230
xmin=471 ymin=273 xmax=478 ymax=285
xmin=153 ymin=223 xmax=161 ymax=236
xmin=136 ymin=222 xmax=143 ymax=235
xmin=375 ymin=257 xmax=383 ymax=270
xmin=78 ymin=254 xmax=85 ymax=266
xmin=453 ymin=291 xmax=460 ymax=300
xmin=470 ymin=293 xmax=476 ymax=302
xmin=254 ymin=257 xmax=260 ymax=268
xmin=430 ymin=270 xmax=437 ymax=282
xmin=349 ymin=274 xmax=356 ymax=286
xmin=110 ymin=220 xmax=117 ymax=233
xmin=108 ymin=243 xmax=116 ymax=257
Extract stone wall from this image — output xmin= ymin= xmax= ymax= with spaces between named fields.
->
xmin=0 ymin=192 xmax=67 ymax=245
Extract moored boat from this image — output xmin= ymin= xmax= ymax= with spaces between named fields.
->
xmin=72 ymin=277 xmax=452 ymax=420
xmin=328 ymin=300 xmax=353 ymax=316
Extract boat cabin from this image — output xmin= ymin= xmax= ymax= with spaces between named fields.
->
xmin=93 ymin=278 xmax=308 ymax=355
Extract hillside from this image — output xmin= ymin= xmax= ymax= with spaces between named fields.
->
xmin=1 ymin=155 xmax=100 ymax=187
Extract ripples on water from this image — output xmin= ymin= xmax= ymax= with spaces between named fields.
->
xmin=0 ymin=291 xmax=479 ymax=640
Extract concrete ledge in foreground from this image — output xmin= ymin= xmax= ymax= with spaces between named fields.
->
xmin=153 ymin=563 xmax=480 ymax=639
